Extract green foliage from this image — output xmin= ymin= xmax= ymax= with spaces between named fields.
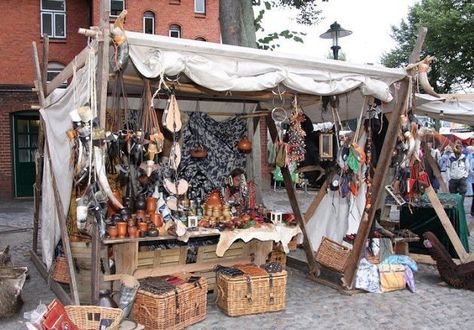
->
xmin=381 ymin=0 xmax=474 ymax=93
xmin=253 ymin=0 xmax=319 ymax=50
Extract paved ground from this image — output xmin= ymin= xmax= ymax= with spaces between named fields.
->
xmin=1 ymin=192 xmax=474 ymax=330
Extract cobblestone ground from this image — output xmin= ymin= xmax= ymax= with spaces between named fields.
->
xmin=1 ymin=193 xmax=474 ymax=330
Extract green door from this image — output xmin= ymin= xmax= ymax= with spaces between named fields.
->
xmin=13 ymin=113 xmax=39 ymax=197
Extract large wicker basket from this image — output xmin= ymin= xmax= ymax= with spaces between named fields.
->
xmin=52 ymin=256 xmax=70 ymax=284
xmin=131 ymin=276 xmax=207 ymax=330
xmin=216 ymin=270 xmax=287 ymax=316
xmin=315 ymin=236 xmax=351 ymax=273
xmin=64 ymin=305 xmax=123 ymax=330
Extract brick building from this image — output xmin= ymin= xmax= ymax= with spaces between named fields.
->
xmin=0 ymin=0 xmax=220 ymax=198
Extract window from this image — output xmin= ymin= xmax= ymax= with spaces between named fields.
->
xmin=169 ymin=25 xmax=181 ymax=38
xmin=194 ymin=0 xmax=205 ymax=14
xmin=47 ymin=62 xmax=67 ymax=88
xmin=143 ymin=11 xmax=155 ymax=34
xmin=41 ymin=0 xmax=66 ymax=38
xmin=111 ymin=0 xmax=125 ymax=17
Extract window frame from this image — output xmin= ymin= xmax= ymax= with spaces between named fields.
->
xmin=169 ymin=25 xmax=181 ymax=38
xmin=47 ymin=62 xmax=67 ymax=88
xmin=110 ymin=0 xmax=125 ymax=17
xmin=194 ymin=0 xmax=206 ymax=14
xmin=143 ymin=11 xmax=155 ymax=34
xmin=40 ymin=0 xmax=66 ymax=39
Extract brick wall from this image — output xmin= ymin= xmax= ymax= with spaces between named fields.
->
xmin=0 ymin=89 xmax=38 ymax=198
xmin=92 ymin=0 xmax=221 ymax=42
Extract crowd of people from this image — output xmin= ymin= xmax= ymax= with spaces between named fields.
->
xmin=428 ymin=140 xmax=474 ymax=216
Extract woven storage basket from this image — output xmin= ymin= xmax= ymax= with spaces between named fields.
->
xmin=52 ymin=256 xmax=70 ymax=284
xmin=132 ymin=276 xmax=207 ymax=330
xmin=216 ymin=270 xmax=287 ymax=316
xmin=315 ymin=236 xmax=351 ymax=273
xmin=64 ymin=305 xmax=123 ymax=330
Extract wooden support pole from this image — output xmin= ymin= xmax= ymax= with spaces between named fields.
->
xmin=46 ymin=47 xmax=89 ymax=96
xmin=42 ymin=34 xmax=49 ymax=94
xmin=91 ymin=0 xmax=111 ymax=305
xmin=45 ymin=142 xmax=80 ymax=305
xmin=422 ymin=142 xmax=448 ymax=193
xmin=31 ymin=42 xmax=46 ymax=254
xmin=424 ymin=186 xmax=473 ymax=262
xmin=266 ymin=116 xmax=320 ymax=277
xmin=342 ymin=77 xmax=410 ymax=289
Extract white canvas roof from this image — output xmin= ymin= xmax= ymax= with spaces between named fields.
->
xmin=415 ymin=93 xmax=474 ymax=125
xmin=124 ymin=32 xmax=406 ymax=120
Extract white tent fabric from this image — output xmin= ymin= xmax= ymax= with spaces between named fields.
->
xmin=126 ymin=32 xmax=405 ymax=103
xmin=415 ymin=93 xmax=474 ymax=125
xmin=40 ymin=60 xmax=91 ymax=269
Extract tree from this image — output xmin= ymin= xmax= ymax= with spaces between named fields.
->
xmin=219 ymin=0 xmax=325 ymax=49
xmin=381 ymin=0 xmax=474 ymax=93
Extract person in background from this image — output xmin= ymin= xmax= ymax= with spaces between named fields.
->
xmin=427 ymin=141 xmax=441 ymax=162
xmin=467 ymin=146 xmax=474 ymax=215
xmin=448 ymin=145 xmax=469 ymax=196
xmin=438 ymin=146 xmax=452 ymax=191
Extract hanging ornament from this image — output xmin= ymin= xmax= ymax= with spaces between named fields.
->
xmin=286 ymin=96 xmax=306 ymax=164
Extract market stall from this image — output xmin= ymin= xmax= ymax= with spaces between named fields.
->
xmin=30 ymin=8 xmax=472 ymax=329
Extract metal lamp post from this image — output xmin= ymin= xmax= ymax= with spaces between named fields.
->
xmin=320 ymin=21 xmax=352 ymax=60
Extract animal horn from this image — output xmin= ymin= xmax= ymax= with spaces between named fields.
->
xmin=94 ymin=146 xmax=123 ymax=209
xmin=418 ymin=63 xmax=441 ymax=98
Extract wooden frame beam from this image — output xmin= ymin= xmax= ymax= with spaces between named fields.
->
xmin=266 ymin=116 xmax=321 ymax=277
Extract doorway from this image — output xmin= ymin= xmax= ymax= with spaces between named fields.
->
xmin=12 ymin=112 xmax=39 ymax=197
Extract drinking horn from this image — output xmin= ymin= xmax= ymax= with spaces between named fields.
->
xmin=94 ymin=146 xmax=123 ymax=209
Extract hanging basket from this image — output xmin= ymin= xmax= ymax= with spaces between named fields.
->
xmin=315 ymin=237 xmax=351 ymax=273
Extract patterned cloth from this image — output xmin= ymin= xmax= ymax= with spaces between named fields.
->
xmin=180 ymin=112 xmax=247 ymax=198
xmin=355 ymin=258 xmax=380 ymax=293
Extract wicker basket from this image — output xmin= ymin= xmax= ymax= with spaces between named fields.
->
xmin=216 ymin=270 xmax=287 ymax=316
xmin=64 ymin=305 xmax=123 ymax=330
xmin=315 ymin=236 xmax=351 ymax=273
xmin=268 ymin=245 xmax=287 ymax=268
xmin=131 ymin=276 xmax=207 ymax=330
xmin=51 ymin=256 xmax=70 ymax=284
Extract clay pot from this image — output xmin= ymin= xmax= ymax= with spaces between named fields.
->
xmin=147 ymin=224 xmax=159 ymax=237
xmin=237 ymin=136 xmax=252 ymax=153
xmin=135 ymin=210 xmax=146 ymax=223
xmin=146 ymin=197 xmax=157 ymax=215
xmin=135 ymin=195 xmax=146 ymax=211
xmin=150 ymin=213 xmax=163 ymax=228
xmin=206 ymin=191 xmax=222 ymax=208
xmin=116 ymin=222 xmax=127 ymax=239
xmin=111 ymin=213 xmax=121 ymax=225
xmin=138 ymin=221 xmax=148 ymax=233
xmin=127 ymin=218 xmax=136 ymax=227
xmin=128 ymin=225 xmax=138 ymax=239
xmin=107 ymin=225 xmax=118 ymax=239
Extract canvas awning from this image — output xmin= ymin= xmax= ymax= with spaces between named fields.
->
xmin=415 ymin=93 xmax=474 ymax=125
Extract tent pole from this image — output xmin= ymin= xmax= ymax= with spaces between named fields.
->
xmin=31 ymin=42 xmax=46 ymax=254
xmin=41 ymin=34 xmax=49 ymax=95
xmin=342 ymin=77 xmax=410 ymax=289
xmin=265 ymin=116 xmax=320 ymax=277
xmin=90 ymin=0 xmax=111 ymax=305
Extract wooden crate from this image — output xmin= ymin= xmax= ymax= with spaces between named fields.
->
xmin=70 ymin=241 xmax=109 ymax=304
xmin=137 ymin=247 xmax=187 ymax=270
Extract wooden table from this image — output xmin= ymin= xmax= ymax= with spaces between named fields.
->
xmin=103 ymin=229 xmax=274 ymax=285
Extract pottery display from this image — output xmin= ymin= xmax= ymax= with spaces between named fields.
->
xmin=150 ymin=213 xmax=163 ymax=228
xmin=116 ymin=222 xmax=127 ymax=239
xmin=135 ymin=210 xmax=146 ymax=222
xmin=147 ymin=224 xmax=159 ymax=237
xmin=119 ymin=208 xmax=131 ymax=222
xmin=206 ymin=190 xmax=222 ymax=207
xmin=107 ymin=225 xmax=118 ymax=239
xmin=138 ymin=221 xmax=148 ymax=233
xmin=146 ymin=197 xmax=157 ymax=215
xmin=128 ymin=225 xmax=138 ymax=238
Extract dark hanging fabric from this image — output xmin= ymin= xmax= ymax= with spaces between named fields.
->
xmin=180 ymin=112 xmax=247 ymax=198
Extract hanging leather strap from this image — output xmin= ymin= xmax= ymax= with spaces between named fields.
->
xmin=245 ymin=276 xmax=252 ymax=304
